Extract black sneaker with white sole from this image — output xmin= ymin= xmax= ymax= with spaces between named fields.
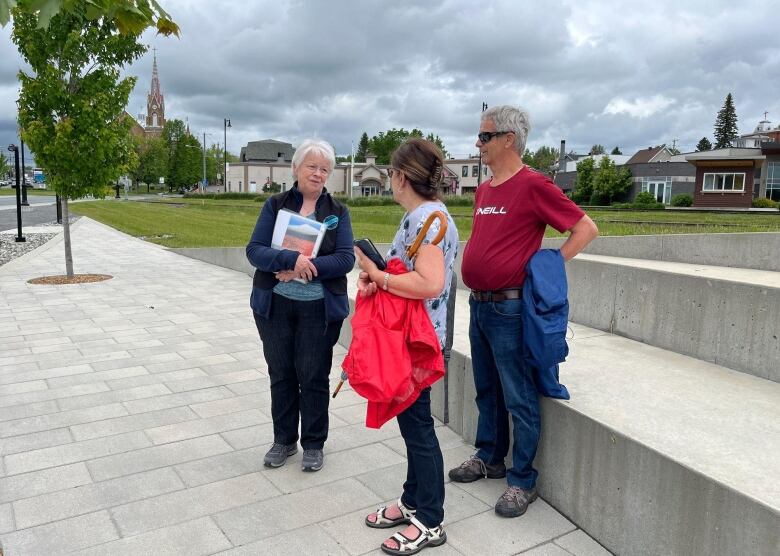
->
xmin=263 ymin=442 xmax=297 ymax=468
xmin=301 ymin=448 xmax=324 ymax=472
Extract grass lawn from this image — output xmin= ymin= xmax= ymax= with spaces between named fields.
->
xmin=68 ymin=198 xmax=780 ymax=248
xmin=0 ymin=187 xmax=56 ymax=196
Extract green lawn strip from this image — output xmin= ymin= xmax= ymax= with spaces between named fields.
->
xmin=70 ymin=200 xmax=780 ymax=248
xmin=0 ymin=188 xmax=57 ymax=196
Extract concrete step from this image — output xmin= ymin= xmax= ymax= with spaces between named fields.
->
xmin=561 ymin=254 xmax=780 ymax=383
xmin=340 ymin=270 xmax=780 ymax=556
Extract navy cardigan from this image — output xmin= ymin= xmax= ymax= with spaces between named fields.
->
xmin=246 ymin=185 xmax=355 ymax=322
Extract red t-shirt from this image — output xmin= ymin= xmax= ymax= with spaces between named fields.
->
xmin=461 ymin=167 xmax=584 ymax=290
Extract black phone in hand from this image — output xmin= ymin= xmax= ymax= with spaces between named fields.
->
xmin=354 ymin=238 xmax=386 ymax=270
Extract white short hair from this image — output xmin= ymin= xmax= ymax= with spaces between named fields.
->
xmin=482 ymin=105 xmax=531 ymax=157
xmin=292 ymin=139 xmax=336 ymax=177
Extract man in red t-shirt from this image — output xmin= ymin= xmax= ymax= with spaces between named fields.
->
xmin=449 ymin=105 xmax=598 ymax=518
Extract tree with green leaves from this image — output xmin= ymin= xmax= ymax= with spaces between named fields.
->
xmin=572 ymin=157 xmax=595 ymax=204
xmin=696 ymin=137 xmax=712 ymax=152
xmin=593 ymin=156 xmax=632 ymax=204
xmin=133 ymin=136 xmax=167 ymax=191
xmin=589 ymin=144 xmax=606 ymax=155
xmin=169 ymin=132 xmax=201 ymax=189
xmin=714 ymin=93 xmax=739 ymax=149
xmin=0 ymin=0 xmax=179 ymax=36
xmin=367 ymin=128 xmax=448 ymax=164
xmin=610 ymin=146 xmax=622 ymax=155
xmin=355 ymin=132 xmax=369 ymax=163
xmin=0 ymin=152 xmax=10 ymax=179
xmin=11 ymin=3 xmax=164 ymax=277
xmin=523 ymin=145 xmax=559 ymax=173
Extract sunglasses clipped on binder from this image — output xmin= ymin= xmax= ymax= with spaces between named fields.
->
xmin=353 ymin=238 xmax=386 ymax=271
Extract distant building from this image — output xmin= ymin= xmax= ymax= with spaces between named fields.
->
xmin=227 ymin=143 xmax=491 ymax=195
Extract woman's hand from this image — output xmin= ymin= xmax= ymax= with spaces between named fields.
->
xmin=354 ymin=245 xmax=378 ymax=274
xmin=294 ymin=254 xmax=318 ymax=282
xmin=275 ymin=270 xmax=298 ymax=282
xmin=357 ymin=270 xmax=378 ymax=297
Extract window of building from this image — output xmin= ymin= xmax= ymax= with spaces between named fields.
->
xmin=472 ymin=165 xmax=478 ymax=177
xmin=462 ymin=165 xmax=468 ymax=177
xmin=702 ymin=172 xmax=745 ymax=192
xmin=767 ymin=162 xmax=780 ymax=201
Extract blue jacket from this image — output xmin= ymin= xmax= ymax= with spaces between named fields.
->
xmin=246 ymin=185 xmax=355 ymax=322
xmin=522 ymin=249 xmax=570 ymax=399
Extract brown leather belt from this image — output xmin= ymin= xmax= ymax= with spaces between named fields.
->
xmin=470 ymin=288 xmax=523 ymax=302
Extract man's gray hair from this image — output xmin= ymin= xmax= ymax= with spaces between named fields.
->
xmin=482 ymin=105 xmax=531 ymax=157
xmin=292 ymin=138 xmax=336 ymax=176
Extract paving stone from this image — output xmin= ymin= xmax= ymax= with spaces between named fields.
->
xmin=69 ymin=406 xmax=197 ymax=441
xmin=57 ymin=383 xmax=171 ymax=411
xmin=0 ymin=462 xmax=93 ymax=504
xmin=0 ymin=400 xmax=59 ymax=423
xmin=12 ymin=467 xmax=184 ymax=529
xmin=0 ymin=364 xmax=92 ymax=387
xmin=0 ymin=403 xmax=128 ymax=437
xmin=46 ymin=366 xmax=149 ymax=388
xmin=121 ymin=386 xmax=234 ymax=414
xmin=0 ymin=502 xmax=14 ymax=534
xmin=87 ymin=434 xmax=234 ymax=481
xmin=163 ymin=369 xmax=264 ymax=393
xmin=215 ymin=477 xmax=381 ymax=546
xmin=189 ymin=392 xmax=267 ymax=419
xmin=265 ymin=443 xmax=405 ymax=495
xmin=554 ymin=529 xmax=613 ymax=556
xmin=105 ymin=367 xmax=206 ymax=390
xmin=444 ymin=499 xmax=576 ymax=555
xmin=0 ymin=427 xmax=72 ymax=456
xmin=73 ymin=516 xmax=232 ymax=556
xmin=111 ymin=471 xmax=279 ymax=536
xmin=0 ymin=510 xmax=118 ymax=555
xmin=217 ymin=523 xmax=350 ymax=556
xmin=225 ymin=378 xmax=270 ymax=396
xmin=175 ymin=440 xmax=271 ymax=487
xmin=219 ymin=422 xmax=276 ymax=451
xmin=4 ymin=430 xmax=151 ymax=475
xmin=145 ymin=408 xmax=269 ymax=445
xmin=0 ymin=382 xmax=109 ymax=408
xmin=0 ymin=379 xmax=48 ymax=396
xmin=91 ymin=352 xmax=183 ymax=372
xmin=326 ymin=420 xmax=403 ymax=454
xmin=519 ymin=542 xmax=573 ymax=555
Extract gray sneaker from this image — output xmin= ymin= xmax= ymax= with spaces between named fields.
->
xmin=301 ymin=449 xmax=324 ymax=472
xmin=495 ymin=485 xmax=538 ymax=518
xmin=263 ymin=442 xmax=297 ymax=468
xmin=448 ymin=455 xmax=506 ymax=483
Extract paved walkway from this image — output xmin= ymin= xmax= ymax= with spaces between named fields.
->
xmin=0 ymin=218 xmax=608 ymax=555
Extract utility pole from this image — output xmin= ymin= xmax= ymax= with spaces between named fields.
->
xmin=477 ymin=102 xmax=488 ymax=188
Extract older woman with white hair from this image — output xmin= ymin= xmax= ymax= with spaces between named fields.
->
xmin=247 ymin=138 xmax=354 ymax=472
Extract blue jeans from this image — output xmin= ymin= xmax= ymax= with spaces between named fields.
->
xmin=253 ymin=295 xmax=342 ymax=450
xmin=469 ymin=296 xmax=540 ymax=489
xmin=398 ymin=388 xmax=445 ymax=528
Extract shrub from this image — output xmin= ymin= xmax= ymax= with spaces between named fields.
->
xmin=752 ymin=197 xmax=778 ymax=209
xmin=633 ymin=191 xmax=657 ymax=205
xmin=671 ymin=194 xmax=693 ymax=207
xmin=184 ymin=192 xmax=268 ymax=201
xmin=610 ymin=202 xmax=632 ymax=209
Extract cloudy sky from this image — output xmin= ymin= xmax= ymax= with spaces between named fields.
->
xmin=2 ymin=0 xmax=779 ymax=163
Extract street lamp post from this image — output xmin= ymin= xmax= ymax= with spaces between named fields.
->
xmin=201 ymin=132 xmax=207 ymax=191
xmin=20 ymin=139 xmax=29 ymax=206
xmin=477 ymin=102 xmax=487 ymax=189
xmin=7 ymin=144 xmax=25 ymax=243
xmin=224 ymin=118 xmax=231 ymax=193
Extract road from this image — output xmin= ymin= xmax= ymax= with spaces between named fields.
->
xmin=0 ymin=195 xmax=60 ymax=232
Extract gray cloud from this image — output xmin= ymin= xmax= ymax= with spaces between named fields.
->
xmin=1 ymin=0 xmax=779 ymax=163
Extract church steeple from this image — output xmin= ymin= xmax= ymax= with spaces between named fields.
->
xmin=145 ymin=47 xmax=165 ymax=134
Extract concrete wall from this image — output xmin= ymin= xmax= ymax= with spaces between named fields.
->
xmin=564 ymin=257 xmax=780 ymax=382
xmin=169 ymin=247 xmax=254 ymax=277
xmin=542 ymin=232 xmax=780 ymax=272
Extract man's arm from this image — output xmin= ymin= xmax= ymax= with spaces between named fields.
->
xmin=560 ymin=214 xmax=598 ymax=261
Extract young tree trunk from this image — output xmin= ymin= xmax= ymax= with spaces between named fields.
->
xmin=61 ymin=197 xmax=74 ymax=277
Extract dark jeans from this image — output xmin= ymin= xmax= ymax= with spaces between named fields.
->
xmin=469 ymin=296 xmax=540 ymax=489
xmin=398 ymin=388 xmax=445 ymax=528
xmin=253 ymin=295 xmax=342 ymax=450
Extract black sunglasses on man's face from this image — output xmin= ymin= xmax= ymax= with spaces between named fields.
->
xmin=477 ymin=131 xmax=510 ymax=143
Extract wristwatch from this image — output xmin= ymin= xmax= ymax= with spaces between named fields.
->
xmin=382 ymin=272 xmax=390 ymax=291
